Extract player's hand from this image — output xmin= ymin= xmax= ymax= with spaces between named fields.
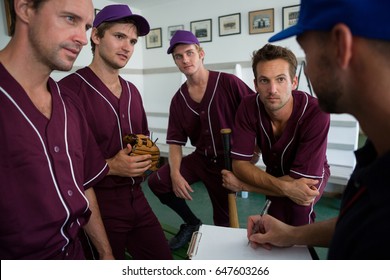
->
xmin=282 ymin=178 xmax=319 ymax=206
xmin=221 ymin=169 xmax=243 ymax=192
xmin=247 ymin=214 xmax=294 ymax=249
xmin=106 ymin=144 xmax=151 ymax=177
xmin=171 ymin=173 xmax=194 ymax=200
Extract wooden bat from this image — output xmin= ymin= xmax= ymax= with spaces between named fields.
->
xmin=221 ymin=128 xmax=239 ymax=228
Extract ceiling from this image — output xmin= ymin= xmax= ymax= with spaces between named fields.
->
xmin=115 ymin=0 xmax=179 ymax=10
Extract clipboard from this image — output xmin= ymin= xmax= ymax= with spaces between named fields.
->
xmin=187 ymin=224 xmax=314 ymax=260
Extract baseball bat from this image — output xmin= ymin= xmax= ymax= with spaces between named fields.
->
xmin=221 ymin=128 xmax=240 ymax=228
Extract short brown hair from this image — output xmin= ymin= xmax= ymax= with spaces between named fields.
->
xmin=8 ymin=0 xmax=48 ymax=36
xmin=252 ymin=44 xmax=297 ymax=80
xmin=90 ymin=18 xmax=138 ymax=53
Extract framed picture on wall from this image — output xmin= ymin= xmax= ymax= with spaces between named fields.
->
xmin=249 ymin=8 xmax=274 ymax=34
xmin=4 ymin=0 xmax=12 ymax=36
xmin=168 ymin=25 xmax=184 ymax=40
xmin=282 ymin=5 xmax=300 ymax=29
xmin=190 ymin=19 xmax=212 ymax=42
xmin=218 ymin=13 xmax=241 ymax=37
xmin=146 ymin=28 xmax=162 ymax=49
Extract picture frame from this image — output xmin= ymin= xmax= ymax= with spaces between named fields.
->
xmin=168 ymin=25 xmax=184 ymax=40
xmin=4 ymin=0 xmax=12 ymax=36
xmin=282 ymin=5 xmax=300 ymax=30
xmin=190 ymin=19 xmax=212 ymax=43
xmin=146 ymin=28 xmax=162 ymax=49
xmin=218 ymin=13 xmax=241 ymax=37
xmin=248 ymin=8 xmax=274 ymax=34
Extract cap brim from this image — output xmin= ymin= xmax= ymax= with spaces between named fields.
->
xmin=94 ymin=14 xmax=150 ymax=36
xmin=268 ymin=24 xmax=302 ymax=42
xmin=130 ymin=15 xmax=150 ymax=36
xmin=167 ymin=40 xmax=200 ymax=54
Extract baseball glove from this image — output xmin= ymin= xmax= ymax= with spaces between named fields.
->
xmin=123 ymin=134 xmax=160 ymax=171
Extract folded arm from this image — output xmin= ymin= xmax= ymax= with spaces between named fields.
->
xmin=229 ymin=160 xmax=319 ymax=205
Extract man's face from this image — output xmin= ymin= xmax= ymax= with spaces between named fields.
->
xmin=92 ymin=23 xmax=139 ymax=70
xmin=28 ymin=0 xmax=94 ymax=71
xmin=254 ymin=58 xmax=297 ymax=113
xmin=297 ymin=32 xmax=343 ymax=113
xmin=172 ymin=44 xmax=204 ymax=76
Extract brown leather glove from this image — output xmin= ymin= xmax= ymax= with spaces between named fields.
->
xmin=123 ymin=134 xmax=160 ymax=171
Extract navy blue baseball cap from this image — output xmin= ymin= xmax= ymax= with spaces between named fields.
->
xmin=167 ymin=30 xmax=200 ymax=54
xmin=269 ymin=0 xmax=390 ymax=42
xmin=93 ymin=4 xmax=150 ymax=36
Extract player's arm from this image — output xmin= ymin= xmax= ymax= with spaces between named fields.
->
xmin=106 ymin=144 xmax=151 ymax=177
xmin=83 ymin=188 xmax=114 ymax=259
xmin=248 ymin=215 xmax=337 ymax=249
xmin=232 ymin=159 xmax=318 ymax=205
xmin=169 ymin=144 xmax=193 ymax=200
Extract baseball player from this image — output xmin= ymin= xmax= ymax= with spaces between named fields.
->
xmin=0 ymin=0 xmax=113 ymax=259
xmin=226 ymin=44 xmax=330 ymax=226
xmin=60 ymin=5 xmax=172 ymax=260
xmin=147 ymin=30 xmax=255 ymax=250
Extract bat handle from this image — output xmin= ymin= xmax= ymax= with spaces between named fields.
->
xmin=221 ymin=128 xmax=239 ymax=228
xmin=221 ymin=128 xmax=232 ymax=171
xmin=228 ymin=193 xmax=240 ymax=228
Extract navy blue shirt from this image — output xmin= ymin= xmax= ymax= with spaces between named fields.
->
xmin=328 ymin=140 xmax=390 ymax=259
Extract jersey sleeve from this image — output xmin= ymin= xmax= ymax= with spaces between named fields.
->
xmin=230 ymin=95 xmax=258 ymax=161
xmin=83 ymin=126 xmax=109 ymax=189
xmin=166 ymin=94 xmax=188 ymax=145
xmin=289 ymin=102 xmax=330 ymax=180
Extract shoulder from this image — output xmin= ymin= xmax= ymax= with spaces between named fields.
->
xmin=242 ymin=92 xmax=259 ymax=103
xmin=120 ymin=77 xmax=141 ymax=95
xmin=216 ymin=71 xmax=255 ymax=94
xmin=56 ymin=79 xmax=82 ymax=103
xmin=293 ymin=90 xmax=320 ymax=109
xmin=59 ymin=68 xmax=90 ymax=91
xmin=293 ymin=90 xmax=330 ymax=122
xmin=171 ymin=84 xmax=186 ymax=100
xmin=217 ymin=71 xmax=242 ymax=83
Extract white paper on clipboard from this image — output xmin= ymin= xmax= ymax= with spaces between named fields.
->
xmin=187 ymin=224 xmax=313 ymax=260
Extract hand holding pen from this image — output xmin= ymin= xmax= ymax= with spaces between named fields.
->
xmin=247 ymin=199 xmax=271 ymax=245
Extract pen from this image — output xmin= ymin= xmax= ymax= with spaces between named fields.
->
xmin=247 ymin=199 xmax=271 ymax=245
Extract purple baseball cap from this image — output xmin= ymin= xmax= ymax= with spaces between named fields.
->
xmin=269 ymin=0 xmax=390 ymax=42
xmin=167 ymin=30 xmax=200 ymax=54
xmin=93 ymin=4 xmax=150 ymax=36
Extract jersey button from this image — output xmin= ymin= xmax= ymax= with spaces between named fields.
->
xmin=54 ymin=146 xmax=60 ymax=153
xmin=67 ymin=190 xmax=73 ymax=196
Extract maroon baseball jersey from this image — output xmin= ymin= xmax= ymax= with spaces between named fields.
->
xmin=0 ymin=63 xmax=109 ymax=259
xmin=60 ymin=67 xmax=172 ymax=260
xmin=167 ymin=71 xmax=255 ymax=156
xmin=231 ymin=90 xmax=330 ymax=225
xmin=149 ymin=71 xmax=254 ymax=226
xmin=60 ymin=67 xmax=149 ymax=187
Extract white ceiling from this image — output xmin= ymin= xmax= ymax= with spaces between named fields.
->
xmin=115 ymin=0 xmax=179 ymax=10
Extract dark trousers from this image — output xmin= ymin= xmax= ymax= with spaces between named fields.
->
xmin=88 ymin=185 xmax=172 ymax=260
xmin=148 ymin=152 xmax=230 ymax=226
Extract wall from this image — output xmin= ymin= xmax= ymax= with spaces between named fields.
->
xmin=138 ymin=0 xmax=306 ymax=113
xmin=0 ymin=0 xmax=304 ymax=100
xmin=0 ymin=0 xmax=357 ymax=193
xmin=0 ymin=0 xmax=145 ymax=92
